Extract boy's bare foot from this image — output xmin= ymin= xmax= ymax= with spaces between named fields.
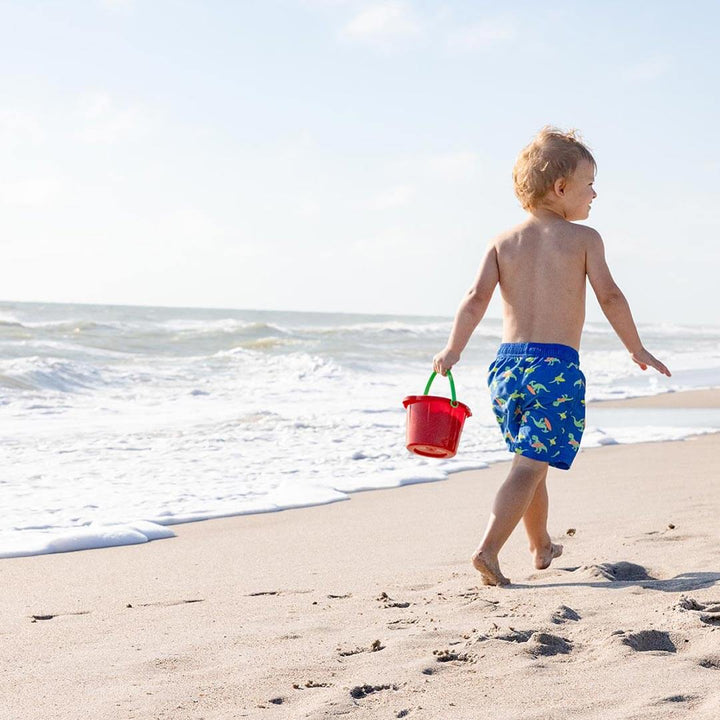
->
xmin=533 ymin=542 xmax=563 ymax=570
xmin=472 ymin=550 xmax=510 ymax=586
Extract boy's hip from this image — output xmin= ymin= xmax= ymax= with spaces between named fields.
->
xmin=488 ymin=343 xmax=585 ymax=391
xmin=494 ymin=342 xmax=580 ymax=365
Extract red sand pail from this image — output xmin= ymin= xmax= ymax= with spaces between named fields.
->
xmin=402 ymin=371 xmax=472 ymax=459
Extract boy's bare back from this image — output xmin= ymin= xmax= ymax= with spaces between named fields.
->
xmin=493 ymin=216 xmax=592 ymax=351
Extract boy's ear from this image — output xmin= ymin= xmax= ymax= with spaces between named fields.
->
xmin=554 ymin=177 xmax=566 ymax=197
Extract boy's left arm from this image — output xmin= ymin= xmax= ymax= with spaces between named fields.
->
xmin=433 ymin=243 xmax=499 ymax=375
xmin=585 ymin=230 xmax=671 ymax=376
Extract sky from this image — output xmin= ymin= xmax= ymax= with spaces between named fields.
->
xmin=1 ymin=0 xmax=719 ymax=324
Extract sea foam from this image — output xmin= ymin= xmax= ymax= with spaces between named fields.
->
xmin=1 ymin=301 xmax=718 ymax=559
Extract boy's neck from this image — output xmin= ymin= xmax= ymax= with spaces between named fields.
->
xmin=529 ymin=206 xmax=568 ymax=222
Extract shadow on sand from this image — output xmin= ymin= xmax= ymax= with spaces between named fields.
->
xmin=512 ymin=563 xmax=720 ymax=592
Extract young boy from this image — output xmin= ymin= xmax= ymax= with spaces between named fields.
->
xmin=433 ymin=127 xmax=671 ymax=587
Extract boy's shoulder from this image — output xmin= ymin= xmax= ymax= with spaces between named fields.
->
xmin=492 ymin=219 xmax=602 ymax=247
xmin=567 ymin=222 xmax=602 ymax=241
xmin=569 ymin=223 xmax=604 ymax=255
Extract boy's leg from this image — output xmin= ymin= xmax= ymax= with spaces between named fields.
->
xmin=472 ymin=455 xmax=548 ymax=586
xmin=522 ymin=472 xmax=563 ymax=570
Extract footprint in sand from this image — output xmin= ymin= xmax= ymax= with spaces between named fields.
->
xmin=456 ymin=590 xmax=501 ymax=609
xmin=584 ymin=561 xmax=655 ymax=581
xmin=377 ymin=592 xmax=411 ymax=609
xmin=675 ymin=596 xmax=720 ymax=626
xmin=433 ymin=648 xmax=475 ymax=663
xmin=618 ymin=630 xmax=678 ymax=653
xmin=421 ymin=649 xmax=475 ymax=675
xmin=528 ymin=633 xmax=572 ymax=657
xmin=338 ymin=640 xmax=385 ymax=657
xmin=350 ymin=684 xmax=399 ymax=699
xmin=483 ymin=628 xmax=573 ymax=656
xmin=490 ymin=628 xmax=534 ymax=644
xmin=550 ymin=605 xmax=581 ymax=624
xmin=293 ymin=680 xmax=332 ymax=689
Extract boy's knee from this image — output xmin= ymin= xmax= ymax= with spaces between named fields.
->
xmin=514 ymin=455 xmax=548 ymax=472
xmin=511 ymin=456 xmax=549 ymax=483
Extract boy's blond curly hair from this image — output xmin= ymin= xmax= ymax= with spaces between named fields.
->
xmin=513 ymin=127 xmax=596 ymax=211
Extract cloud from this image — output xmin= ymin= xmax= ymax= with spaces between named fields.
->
xmin=350 ymin=225 xmax=419 ymax=256
xmin=341 ymin=1 xmax=421 ymax=43
xmin=446 ymin=19 xmax=516 ymax=51
xmin=624 ymin=57 xmax=671 ymax=82
xmin=383 ymin=151 xmax=480 ymax=187
xmin=424 ymin=151 xmax=479 ymax=182
xmin=372 ymin=184 xmax=415 ymax=209
xmin=0 ymin=110 xmax=45 ymax=147
xmin=75 ymin=92 xmax=155 ymax=144
xmin=301 ymin=0 xmax=355 ymax=6
xmin=0 ymin=177 xmax=60 ymax=207
xmin=100 ymin=0 xmax=135 ymax=9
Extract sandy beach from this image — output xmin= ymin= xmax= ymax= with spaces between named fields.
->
xmin=3 ymin=391 xmax=720 ymax=720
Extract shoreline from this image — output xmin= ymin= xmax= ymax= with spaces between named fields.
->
xmin=4 ymin=392 xmax=720 ymax=717
xmin=2 ymin=387 xmax=718 ymax=561
xmin=589 ymin=387 xmax=720 ymax=409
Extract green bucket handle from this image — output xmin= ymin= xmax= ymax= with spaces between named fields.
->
xmin=424 ymin=370 xmax=458 ymax=407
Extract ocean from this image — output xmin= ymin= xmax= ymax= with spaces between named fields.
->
xmin=2 ymin=301 xmax=719 ymax=559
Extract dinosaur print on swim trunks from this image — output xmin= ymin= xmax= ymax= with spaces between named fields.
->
xmin=488 ymin=343 xmax=586 ymax=470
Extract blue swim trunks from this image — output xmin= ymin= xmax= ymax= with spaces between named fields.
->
xmin=488 ymin=343 xmax=586 ymax=470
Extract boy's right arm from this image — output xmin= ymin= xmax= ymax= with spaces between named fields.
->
xmin=433 ymin=242 xmax=499 ymax=376
xmin=586 ymin=230 xmax=671 ymax=376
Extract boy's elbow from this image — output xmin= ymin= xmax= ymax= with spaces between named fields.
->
xmin=598 ymin=285 xmax=625 ymax=310
xmin=466 ymin=286 xmax=492 ymax=312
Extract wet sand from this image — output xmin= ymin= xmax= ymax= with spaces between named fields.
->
xmin=590 ymin=388 xmax=720 ymax=408
xmin=2 ymin=391 xmax=719 ymax=719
